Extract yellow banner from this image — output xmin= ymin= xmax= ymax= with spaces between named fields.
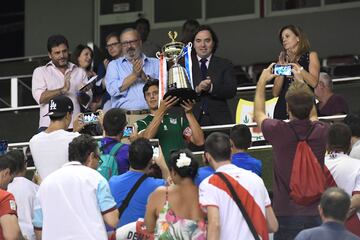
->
xmin=236 ymin=98 xmax=278 ymax=141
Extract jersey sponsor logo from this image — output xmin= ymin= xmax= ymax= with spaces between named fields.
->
xmin=169 ymin=118 xmax=177 ymax=125
xmin=9 ymin=200 xmax=16 ymax=211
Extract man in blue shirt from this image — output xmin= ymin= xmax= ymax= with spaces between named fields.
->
xmin=109 ymin=138 xmax=169 ymax=228
xmin=105 ymin=28 xmax=159 ymax=113
xmin=295 ymin=187 xmax=359 ymax=240
xmin=195 ymin=124 xmax=262 ymax=185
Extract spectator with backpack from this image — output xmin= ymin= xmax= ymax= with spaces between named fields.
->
xmin=254 ymin=63 xmax=329 ymax=239
xmin=98 ymin=108 xmax=130 ymax=179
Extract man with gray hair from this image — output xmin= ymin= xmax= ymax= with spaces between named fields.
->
xmin=295 ymin=187 xmax=359 ymax=240
xmin=315 ymin=72 xmax=349 ymax=116
xmin=105 ymin=28 xmax=159 ymax=123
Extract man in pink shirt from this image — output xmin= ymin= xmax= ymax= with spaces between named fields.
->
xmin=32 ymin=34 xmax=91 ymax=130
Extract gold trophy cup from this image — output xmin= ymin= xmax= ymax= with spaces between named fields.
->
xmin=156 ymin=31 xmax=197 ymax=104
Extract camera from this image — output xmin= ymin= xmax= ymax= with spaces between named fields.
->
xmin=272 ymin=64 xmax=293 ymax=76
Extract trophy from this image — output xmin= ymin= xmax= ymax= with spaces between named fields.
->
xmin=156 ymin=31 xmax=197 ymax=104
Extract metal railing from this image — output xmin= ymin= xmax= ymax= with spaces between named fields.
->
xmin=0 ymin=74 xmax=33 ymax=110
xmin=0 ymin=54 xmax=48 ymax=63
xmin=1 ymin=74 xmax=360 ymax=112
xmin=7 ymin=114 xmax=345 ymax=173
xmin=7 ymin=114 xmax=346 ymax=151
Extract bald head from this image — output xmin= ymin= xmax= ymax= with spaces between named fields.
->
xmin=320 ymin=187 xmax=350 ymax=222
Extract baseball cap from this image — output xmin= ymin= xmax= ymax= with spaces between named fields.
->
xmin=43 ymin=95 xmax=74 ymax=117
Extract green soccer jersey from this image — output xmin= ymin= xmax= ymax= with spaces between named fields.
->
xmin=136 ymin=114 xmax=190 ymax=164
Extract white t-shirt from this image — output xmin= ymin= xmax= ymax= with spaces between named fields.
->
xmin=29 ymin=129 xmax=80 ymax=180
xmin=32 ymin=162 xmax=117 ymax=240
xmin=199 ymin=164 xmax=271 ymax=240
xmin=325 ymin=153 xmax=360 ymax=228
xmin=350 ymin=139 xmax=360 ymax=160
xmin=7 ymin=177 xmax=39 ymax=240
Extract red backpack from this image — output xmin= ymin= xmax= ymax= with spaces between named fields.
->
xmin=289 ymin=124 xmax=325 ymax=205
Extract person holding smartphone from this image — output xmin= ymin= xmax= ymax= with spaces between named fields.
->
xmin=273 ymin=25 xmax=320 ymax=120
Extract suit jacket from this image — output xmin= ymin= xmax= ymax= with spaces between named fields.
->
xmin=192 ymin=55 xmax=236 ymax=125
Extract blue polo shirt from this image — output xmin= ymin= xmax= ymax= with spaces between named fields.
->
xmin=109 ymin=171 xmax=165 ymax=227
xmin=194 ymin=152 xmax=263 ymax=186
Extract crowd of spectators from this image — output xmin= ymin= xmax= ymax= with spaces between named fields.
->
xmin=1 ymin=18 xmax=359 ymax=240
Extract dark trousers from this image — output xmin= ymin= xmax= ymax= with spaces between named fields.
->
xmin=274 ymin=216 xmax=321 ymax=240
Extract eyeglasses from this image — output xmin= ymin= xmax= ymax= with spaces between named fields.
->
xmin=105 ymin=42 xmax=120 ymax=49
xmin=93 ymin=152 xmax=102 ymax=164
xmin=120 ymin=39 xmax=139 ymax=47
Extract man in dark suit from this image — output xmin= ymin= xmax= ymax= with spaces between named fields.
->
xmin=191 ymin=25 xmax=237 ymax=126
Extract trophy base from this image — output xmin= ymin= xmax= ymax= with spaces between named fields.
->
xmin=164 ymin=88 xmax=198 ymax=106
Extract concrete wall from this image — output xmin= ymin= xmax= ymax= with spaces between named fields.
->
xmin=25 ymin=0 xmax=94 ymax=56
xmin=149 ymin=7 xmax=360 ymax=65
xmin=25 ymin=3 xmax=360 ymax=65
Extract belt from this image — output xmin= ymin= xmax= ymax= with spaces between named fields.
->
xmin=125 ymin=109 xmax=150 ymax=115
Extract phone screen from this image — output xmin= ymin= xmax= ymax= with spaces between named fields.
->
xmin=150 ymin=139 xmax=160 ymax=159
xmin=123 ymin=126 xmax=134 ymax=137
xmin=0 ymin=140 xmax=8 ymax=156
xmin=273 ymin=64 xmax=292 ymax=76
xmin=83 ymin=112 xmax=99 ymax=124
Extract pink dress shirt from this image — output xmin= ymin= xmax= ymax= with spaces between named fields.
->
xmin=32 ymin=61 xmax=89 ymax=128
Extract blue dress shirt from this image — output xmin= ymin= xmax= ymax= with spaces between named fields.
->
xmin=105 ymin=55 xmax=159 ymax=110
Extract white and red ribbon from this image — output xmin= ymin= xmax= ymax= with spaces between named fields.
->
xmin=158 ymin=53 xmax=168 ymax=106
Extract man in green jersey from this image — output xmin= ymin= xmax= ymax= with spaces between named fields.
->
xmin=134 ymin=79 xmax=204 ymax=164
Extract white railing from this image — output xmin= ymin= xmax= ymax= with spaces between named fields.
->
xmin=7 ymin=114 xmax=346 ymax=152
xmin=1 ymin=74 xmax=360 ymax=112
xmin=0 ymin=54 xmax=48 ymax=63
xmin=0 ymin=74 xmax=32 ymax=110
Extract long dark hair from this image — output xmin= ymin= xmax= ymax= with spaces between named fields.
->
xmin=71 ymin=44 xmax=93 ymax=71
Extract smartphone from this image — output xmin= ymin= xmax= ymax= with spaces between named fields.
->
xmin=150 ymin=139 xmax=160 ymax=159
xmin=0 ymin=140 xmax=8 ymax=156
xmin=272 ymin=64 xmax=293 ymax=76
xmin=83 ymin=112 xmax=99 ymax=124
xmin=123 ymin=126 xmax=134 ymax=137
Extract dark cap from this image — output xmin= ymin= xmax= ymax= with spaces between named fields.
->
xmin=43 ymin=95 xmax=74 ymax=117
